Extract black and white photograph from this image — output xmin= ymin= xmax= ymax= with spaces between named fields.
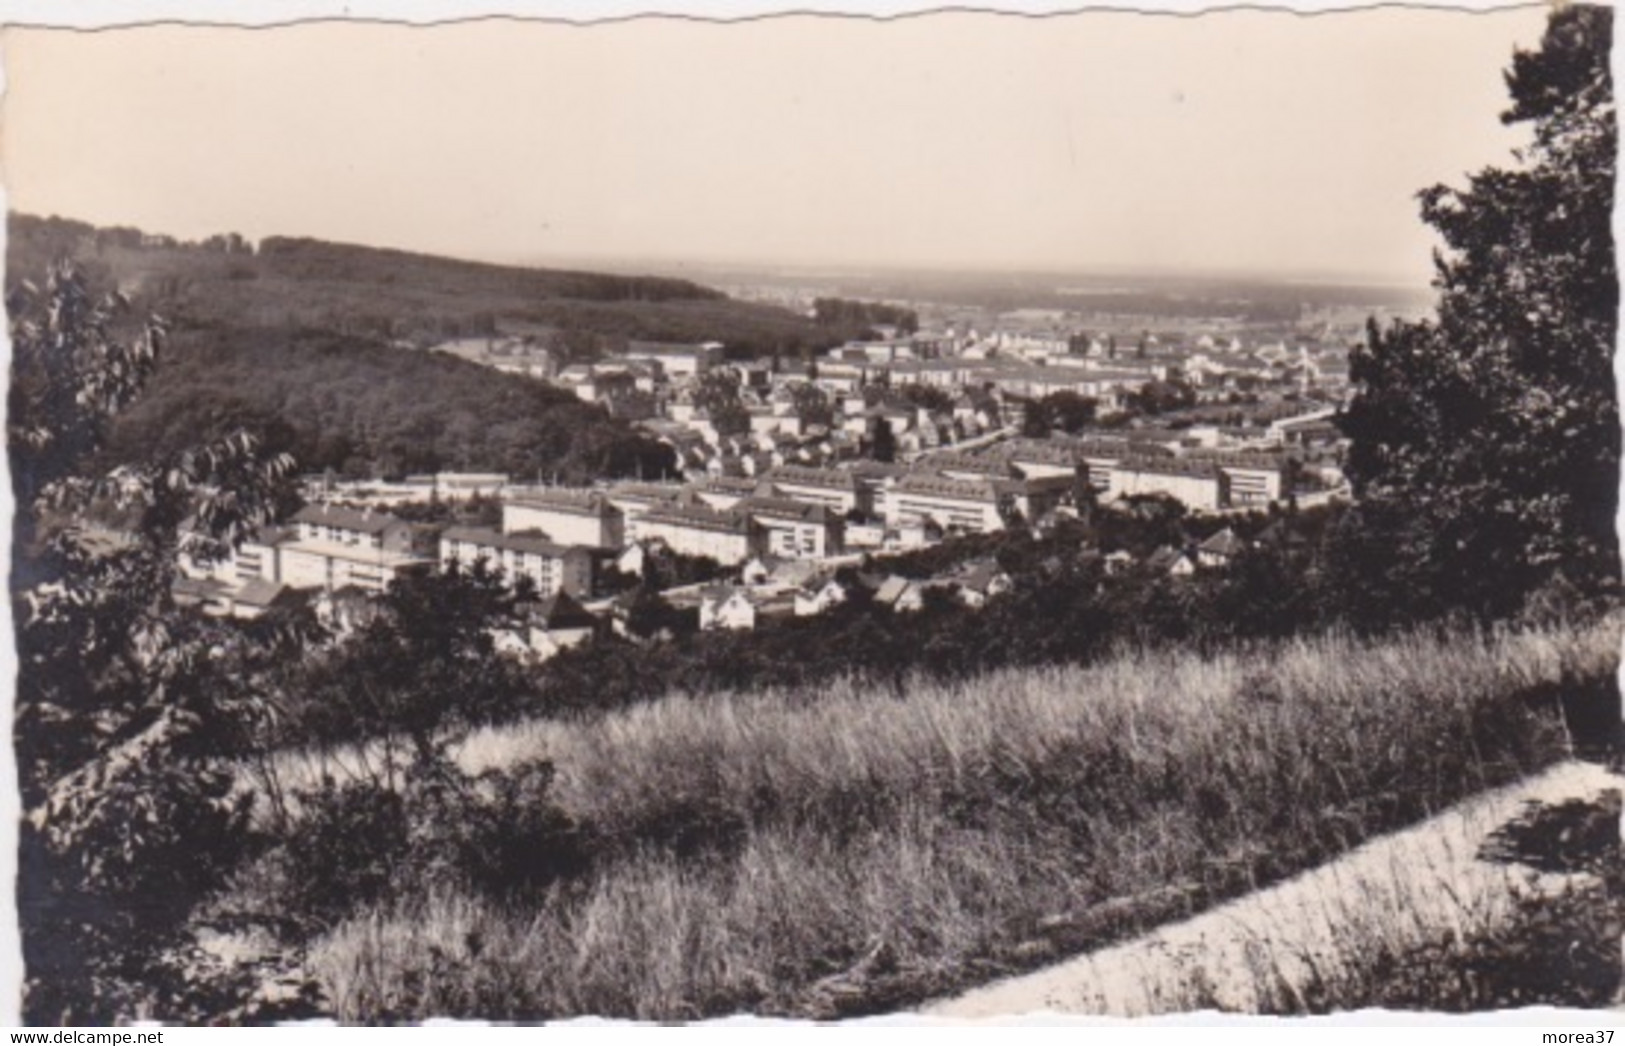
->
xmin=2 ymin=0 xmax=1620 ymax=1024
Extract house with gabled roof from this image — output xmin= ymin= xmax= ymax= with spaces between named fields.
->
xmin=699 ymin=585 xmax=761 ymax=631
xmin=227 ymin=578 xmax=309 ymax=621
xmin=739 ymin=554 xmax=824 ymax=590
xmin=794 ymin=576 xmax=851 ymax=617
xmin=1197 ymin=526 xmax=1248 ymax=568
xmin=525 ymin=591 xmax=600 ymax=660
xmin=1256 ymin=519 xmax=1310 ymax=552
xmin=951 ymin=560 xmax=1014 ymax=607
xmin=172 ymin=575 xmax=232 ymax=616
xmin=1145 ymin=545 xmax=1198 ymax=577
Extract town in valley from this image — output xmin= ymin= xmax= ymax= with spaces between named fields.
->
xmin=163 ymin=272 xmax=1366 ymax=649
xmin=9 ymin=3 xmax=1617 ymax=1024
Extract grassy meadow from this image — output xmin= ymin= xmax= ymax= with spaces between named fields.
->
xmin=277 ymin=614 xmax=1618 ymax=1019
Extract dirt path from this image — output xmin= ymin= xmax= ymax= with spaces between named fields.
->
xmin=924 ymin=759 xmax=1621 ymax=1018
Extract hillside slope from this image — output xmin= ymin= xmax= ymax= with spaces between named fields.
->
xmin=275 ymin=614 xmax=1618 ymax=1019
xmin=97 ymin=324 xmax=676 ymax=482
xmin=8 ymin=214 xmax=871 ymax=357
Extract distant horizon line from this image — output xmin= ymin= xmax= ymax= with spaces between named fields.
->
xmin=10 ymin=208 xmax=1439 ymax=296
xmin=511 ymin=249 xmax=1439 ymax=294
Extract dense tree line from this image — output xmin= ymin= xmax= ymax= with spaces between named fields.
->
xmin=256 ymin=237 xmax=727 ymax=305
xmin=811 ymin=297 xmax=920 ymax=334
xmin=1022 ymin=391 xmax=1099 ymax=435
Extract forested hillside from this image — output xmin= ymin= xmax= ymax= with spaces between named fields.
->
xmin=8 ymin=214 xmax=874 ymax=356
xmin=6 ymin=213 xmax=875 ymax=481
xmin=95 ymin=325 xmax=677 ymax=482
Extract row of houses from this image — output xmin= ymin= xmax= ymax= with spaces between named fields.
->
xmin=497 ymin=459 xmax=1080 ymax=567
xmin=692 ymin=556 xmax=1017 ymax=632
xmin=691 ymin=520 xmax=1258 ymax=634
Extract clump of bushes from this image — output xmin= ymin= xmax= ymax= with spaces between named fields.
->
xmin=260 ymin=755 xmax=586 ymax=938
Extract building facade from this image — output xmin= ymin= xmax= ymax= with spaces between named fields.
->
xmin=502 ymin=489 xmax=626 ymax=549
xmin=277 ymin=505 xmax=430 ymax=594
xmin=439 ymin=526 xmax=594 ymax=598
xmin=738 ymin=496 xmax=842 ymax=559
xmin=629 ymin=503 xmax=755 ymax=564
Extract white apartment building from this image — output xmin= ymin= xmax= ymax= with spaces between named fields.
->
xmin=1108 ymin=459 xmax=1230 ymax=512
xmin=765 ymin=465 xmax=862 ymax=515
xmin=439 ymin=526 xmax=594 ymax=598
xmin=502 ymin=488 xmax=625 ymax=549
xmin=278 ymin=505 xmax=430 ymax=594
xmin=883 ymin=474 xmax=1014 ymax=533
xmin=629 ymin=503 xmax=755 ymax=565
xmin=738 ymin=496 xmax=841 ymax=559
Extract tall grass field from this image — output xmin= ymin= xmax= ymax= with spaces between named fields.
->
xmin=283 ymin=615 xmax=1618 ymax=1019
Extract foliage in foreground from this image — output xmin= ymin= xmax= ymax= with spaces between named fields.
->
xmin=1342 ymin=5 xmax=1618 ymax=621
xmin=291 ymin=614 xmax=1618 ymax=1020
xmin=10 ymin=264 xmax=300 ymax=1022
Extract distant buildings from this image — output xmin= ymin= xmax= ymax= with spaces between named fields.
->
xmin=622 ymin=341 xmax=725 ymax=379
xmin=884 ymin=473 xmax=1017 ymax=534
xmin=1268 ymin=407 xmax=1343 ymax=448
xmin=439 ymin=526 xmax=594 ymax=598
xmin=1107 ymin=458 xmax=1229 ymax=513
xmin=699 ymin=586 xmax=763 ymax=631
xmin=278 ymin=505 xmax=431 ymax=594
xmin=630 ymin=503 xmax=755 ymax=565
xmin=765 ymin=464 xmax=863 ymax=515
xmin=172 ymin=301 xmax=1344 ymax=649
xmin=503 ymin=488 xmax=625 ymax=549
xmin=739 ymin=496 xmax=839 ymax=559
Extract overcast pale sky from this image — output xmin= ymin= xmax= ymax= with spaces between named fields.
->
xmin=1 ymin=6 xmax=1550 ymax=284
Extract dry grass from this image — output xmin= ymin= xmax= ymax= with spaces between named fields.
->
xmin=930 ymin=764 xmax=1619 ymax=1017
xmin=1146 ymin=790 xmax=1622 ymax=1016
xmin=304 ymin=615 xmax=1620 ymax=1020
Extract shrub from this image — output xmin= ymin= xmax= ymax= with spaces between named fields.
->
xmin=267 ymin=755 xmax=584 ymax=937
